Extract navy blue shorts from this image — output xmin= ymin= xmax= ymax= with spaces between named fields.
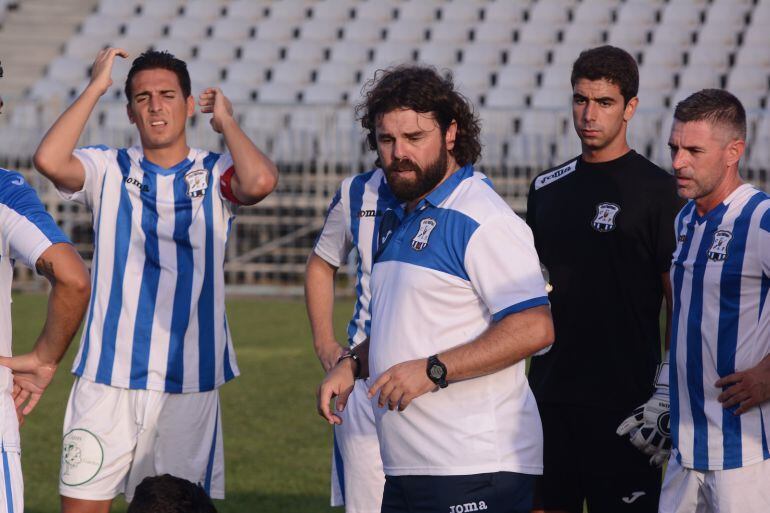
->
xmin=381 ymin=471 xmax=535 ymax=513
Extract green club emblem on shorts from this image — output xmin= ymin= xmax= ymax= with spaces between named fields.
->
xmin=61 ymin=429 xmax=104 ymax=486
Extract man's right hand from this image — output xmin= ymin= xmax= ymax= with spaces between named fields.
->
xmin=316 ymin=358 xmax=356 ymax=425
xmin=617 ymin=387 xmax=671 ymax=467
xmin=88 ymin=47 xmax=128 ymax=96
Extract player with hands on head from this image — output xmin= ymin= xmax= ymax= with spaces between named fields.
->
xmin=33 ymin=47 xmax=278 ymax=513
xmin=318 ymin=65 xmax=554 ymax=513
xmin=0 ymin=59 xmax=91 ymax=513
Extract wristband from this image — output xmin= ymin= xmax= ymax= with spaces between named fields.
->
xmin=654 ymin=350 xmax=670 ymax=389
xmin=337 ymin=349 xmax=361 ymax=379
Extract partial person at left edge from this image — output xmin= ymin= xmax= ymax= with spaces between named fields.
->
xmin=0 ymin=58 xmax=92 ymax=513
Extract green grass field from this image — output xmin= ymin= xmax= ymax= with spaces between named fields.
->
xmin=12 ymin=293 xmax=353 ymax=513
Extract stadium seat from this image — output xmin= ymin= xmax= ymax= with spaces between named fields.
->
xmin=704 ymin=1 xmax=749 ymax=27
xmin=100 ymin=102 xmax=131 ymax=129
xmin=652 ymin=24 xmax=694 ymax=48
xmin=496 ymin=64 xmax=538 ymax=90
xmin=197 ymin=40 xmax=238 ymax=62
xmin=341 ymin=19 xmax=385 ymax=43
xmin=696 ymin=21 xmax=740 ymax=46
xmin=638 ymin=65 xmax=675 ymax=93
xmin=615 ymin=2 xmax=659 ymax=27
xmin=315 ymin=61 xmax=360 ymax=86
xmin=328 ymin=41 xmax=371 ymax=65
xmin=461 ymin=42 xmax=505 ymax=66
xmin=540 ymin=65 xmax=572 ymax=89
xmin=636 ymin=90 xmax=668 ymax=110
xmin=266 ymin=0 xmax=312 ymax=22
xmin=284 ymin=40 xmax=328 ymax=64
xmin=303 ymin=83 xmax=346 ymax=104
xmin=225 ymin=0 xmax=267 ymax=21
xmin=225 ymin=61 xmax=268 ymax=85
xmin=726 ymin=66 xmax=769 ymax=92
xmin=187 ymin=59 xmax=224 ymax=88
xmin=485 ymin=87 xmax=527 ymax=109
xmin=440 ymin=2 xmax=482 ymax=23
xmin=152 ymin=37 xmax=196 ymax=60
xmin=452 ymin=63 xmax=494 ymax=93
xmin=642 ymin=45 xmax=684 ymax=70
xmin=354 ymin=0 xmax=397 ymax=22
xmin=531 ymin=87 xmax=571 ymax=109
xmin=660 ymin=2 xmax=703 ymax=27
xmin=396 ymin=1 xmax=440 ymax=23
xmin=571 ymin=0 xmax=616 ymax=26
xmin=729 ymin=88 xmax=767 ymax=110
xmin=527 ymin=0 xmax=571 ymax=25
xmin=7 ymin=102 xmax=41 ymax=129
xmin=256 ymin=20 xmax=298 ymax=41
xmin=210 ymin=18 xmax=254 ymax=41
xmin=269 ymin=61 xmax=314 ymax=85
xmin=687 ymin=44 xmax=731 ymax=72
xmin=257 ymin=83 xmax=301 ymax=104
xmin=98 ymin=0 xmax=139 ymax=18
xmin=123 ymin=16 xmax=167 ymax=40
xmin=140 ymin=0 xmax=183 ymax=20
xmin=428 ymin=21 xmax=475 ymax=43
xmin=550 ymin=44 xmax=587 ymax=67
xmin=182 ymin=0 xmax=225 ymax=20
xmin=310 ymin=0 xmax=355 ymax=21
xmin=520 ymin=108 xmax=567 ymax=135
xmin=220 ymin=81 xmax=256 ymax=103
xmin=677 ymin=67 xmax=722 ymax=92
xmin=28 ymin=78 xmax=72 ymax=101
xmin=506 ymin=43 xmax=549 ymax=67
xmin=46 ymin=56 xmax=90 ymax=86
xmin=482 ymin=1 xmax=526 ymax=24
xmin=741 ymin=24 xmax=770 ymax=49
xmin=79 ymin=14 xmax=124 ymax=39
xmin=167 ymin=18 xmax=210 ymax=41
xmin=298 ymin=19 xmax=342 ymax=42
xmin=417 ymin=43 xmax=461 ymax=67
xmin=606 ymin=23 xmax=649 ymax=51
xmin=66 ymin=34 xmax=110 ymax=60
xmin=385 ymin=21 xmax=429 ymax=43
xmin=370 ymin=42 xmax=416 ymax=66
xmin=109 ymin=37 xmax=153 ymax=59
xmin=560 ymin=23 xmax=605 ymax=46
xmin=517 ymin=22 xmax=560 ymax=46
xmin=473 ymin=20 xmax=517 ymax=44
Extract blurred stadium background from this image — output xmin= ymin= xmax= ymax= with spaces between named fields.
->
xmin=1 ymin=0 xmax=769 ymax=296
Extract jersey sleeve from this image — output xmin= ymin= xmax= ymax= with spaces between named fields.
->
xmin=0 ymin=172 xmax=70 ymax=269
xmin=214 ymin=152 xmax=243 ymax=210
xmin=465 ymin=213 xmax=549 ymax=321
xmin=525 ymin=178 xmax=537 ymax=234
xmin=653 ymin=176 xmax=686 ymax=273
xmin=759 ymin=208 xmax=770 ymax=277
xmin=313 ymin=185 xmax=353 ymax=268
xmin=65 ymin=145 xmax=112 ymax=208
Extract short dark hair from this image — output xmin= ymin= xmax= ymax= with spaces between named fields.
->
xmin=356 ymin=65 xmax=482 ymax=168
xmin=674 ymin=88 xmax=747 ymax=140
xmin=127 ymin=475 xmax=217 ymax=513
xmin=125 ymin=50 xmax=191 ymax=101
xmin=571 ymin=45 xmax=639 ymax=104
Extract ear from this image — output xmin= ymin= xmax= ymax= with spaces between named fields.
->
xmin=623 ymin=97 xmax=638 ymax=123
xmin=724 ymin=138 xmax=745 ymax=168
xmin=445 ymin=120 xmax=458 ymax=151
xmin=186 ymin=95 xmax=195 ymax=118
xmin=126 ymin=103 xmax=136 ymax=125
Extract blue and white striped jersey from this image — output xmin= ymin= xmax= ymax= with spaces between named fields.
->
xmin=0 ymin=168 xmax=70 ymax=449
xmin=313 ymin=169 xmax=401 ymax=347
xmin=670 ymin=183 xmax=770 ymax=470
xmin=60 ymin=146 xmax=240 ymax=393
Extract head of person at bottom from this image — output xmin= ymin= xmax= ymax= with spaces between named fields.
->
xmin=570 ymin=45 xmax=640 ymax=162
xmin=669 ymin=89 xmax=747 ymax=215
xmin=123 ymin=50 xmax=195 ymax=153
xmin=356 ymin=65 xmax=481 ymax=209
xmin=126 ymin=474 xmax=218 ymax=513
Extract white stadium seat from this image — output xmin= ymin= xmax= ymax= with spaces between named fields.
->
xmin=485 ymin=87 xmax=528 ymax=109
xmin=677 ymin=67 xmax=722 ymax=91
xmin=704 ymin=1 xmax=749 ymax=27
xmin=371 ymin=41 xmax=416 ymax=66
xmin=123 ymin=16 xmax=167 ymax=39
xmin=328 ymin=41 xmax=371 ymax=65
xmin=483 ymin=1 xmax=526 ymax=24
xmin=697 ymin=21 xmax=740 ymax=46
xmin=341 ymin=19 xmax=385 ymax=43
xmin=240 ymin=40 xmax=283 ymax=63
xmin=152 ymin=37 xmax=196 ymax=60
xmin=225 ymin=61 xmax=267 ymax=85
xmin=660 ymin=2 xmax=703 ymax=27
xmin=473 ymin=20 xmax=516 ymax=44
xmin=225 ymin=0 xmax=267 ymax=21
xmin=298 ymin=19 xmax=342 ymax=42
xmin=46 ymin=56 xmax=91 ymax=85
xmin=167 ymin=18 xmax=210 ymax=41
xmin=197 ymin=40 xmax=238 ymax=62
xmin=550 ymin=44 xmax=587 ymax=67
xmin=571 ymin=0 xmax=616 ymax=25
xmin=615 ymin=2 xmax=659 ymax=27
xmin=257 ymin=83 xmax=300 ymax=103
xmin=527 ymin=0 xmax=571 ymax=25
xmin=80 ymin=14 xmax=124 ymax=38
xmin=302 ymin=83 xmax=346 ymax=104
xmin=726 ymin=66 xmax=769 ymax=91
xmin=140 ymin=0 xmax=183 ymax=20
xmin=461 ymin=43 xmax=505 ymax=66
xmin=396 ymin=1 xmax=440 ymax=23
xmin=531 ymin=87 xmax=571 ymax=109
xmin=210 ymin=18 xmax=254 ymax=41
xmin=182 ymin=0 xmax=225 ymax=20
xmin=428 ymin=21 xmax=474 ymax=44
xmin=186 ymin=60 xmax=224 ymax=88
xmin=687 ymin=44 xmax=731 ymax=72
xmin=606 ymin=23 xmax=649 ymax=51
xmin=652 ymin=24 xmax=694 ymax=48
xmin=540 ymin=65 xmax=571 ymax=90
xmin=638 ymin=65 xmax=675 ymax=93
xmin=254 ymin=21 xmax=297 ymax=42
xmin=315 ymin=62 xmax=360 ymax=86
xmin=560 ymin=23 xmax=605 ymax=46
xmin=269 ymin=61 xmax=313 ymax=85
xmin=220 ymin=81 xmax=256 ymax=103
xmin=109 ymin=37 xmax=153 ymax=58
xmin=506 ymin=43 xmax=549 ymax=67
xmin=385 ymin=21 xmax=429 ymax=43
xmin=310 ymin=0 xmax=355 ymax=22
xmin=354 ymin=0 xmax=397 ymax=22
xmin=496 ymin=64 xmax=538 ymax=90
xmin=99 ymin=0 xmax=139 ymax=18
xmin=66 ymin=34 xmax=110 ymax=60
xmin=642 ymin=45 xmax=684 ymax=70
xmin=28 ymin=79 xmax=72 ymax=101
xmin=451 ymin=63 xmax=494 ymax=93
xmin=517 ymin=22 xmax=559 ymax=45
xmin=267 ymin=0 xmax=312 ymax=22
xmin=440 ymin=2 xmax=482 ymax=23
xmin=417 ymin=43 xmax=461 ymax=67
xmin=284 ymin=40 xmax=327 ymax=64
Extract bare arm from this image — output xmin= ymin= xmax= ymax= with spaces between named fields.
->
xmin=0 ymin=243 xmax=90 ymax=416
xmin=199 ymin=87 xmax=278 ymax=205
xmin=369 ymin=305 xmax=554 ymax=411
xmin=305 ymin=252 xmax=345 ymax=372
xmin=662 ymin=272 xmax=673 ymax=352
xmin=317 ymin=339 xmax=370 ymax=425
xmin=33 ymin=48 xmax=128 ymax=192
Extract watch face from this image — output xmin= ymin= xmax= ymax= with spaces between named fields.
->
xmin=429 ymin=365 xmax=444 ymax=380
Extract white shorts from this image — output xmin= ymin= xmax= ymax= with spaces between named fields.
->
xmin=0 ymin=447 xmax=22 ymax=513
xmin=330 ymin=379 xmax=385 ymax=513
xmin=660 ymin=454 xmax=770 ymax=513
xmin=59 ymin=377 xmax=224 ymax=502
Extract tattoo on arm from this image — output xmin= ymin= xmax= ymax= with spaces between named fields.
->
xmin=35 ymin=257 xmax=56 ymax=283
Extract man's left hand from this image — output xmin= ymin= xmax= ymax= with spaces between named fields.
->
xmin=199 ymin=87 xmax=234 ymax=134
xmin=716 ymin=358 xmax=770 ymax=415
xmin=368 ymin=359 xmax=436 ymax=412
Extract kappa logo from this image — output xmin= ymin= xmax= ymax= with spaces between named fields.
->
xmin=622 ymin=491 xmax=646 ymax=504
xmin=184 ymin=168 xmax=208 ymax=198
xmin=534 ymin=160 xmax=577 ymax=190
xmin=449 ymin=501 xmax=488 ymax=512
xmin=707 ymin=230 xmax=732 ymax=261
xmin=592 ymin=202 xmax=621 ymax=232
xmin=411 ymin=218 xmax=437 ymax=251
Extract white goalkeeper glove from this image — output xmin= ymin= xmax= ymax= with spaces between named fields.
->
xmin=616 ymin=352 xmax=671 ymax=467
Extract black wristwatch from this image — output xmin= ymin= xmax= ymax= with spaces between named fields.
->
xmin=337 ymin=349 xmax=361 ymax=379
xmin=426 ymin=354 xmax=448 ymax=388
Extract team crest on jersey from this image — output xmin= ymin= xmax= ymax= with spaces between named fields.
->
xmin=411 ymin=218 xmax=437 ymax=251
xmin=61 ymin=429 xmax=104 ymax=486
xmin=592 ymin=202 xmax=620 ymax=232
xmin=184 ymin=168 xmax=208 ymax=197
xmin=707 ymin=230 xmax=732 ymax=261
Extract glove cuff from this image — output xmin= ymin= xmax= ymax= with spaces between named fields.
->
xmin=654 ymin=350 xmax=670 ymax=389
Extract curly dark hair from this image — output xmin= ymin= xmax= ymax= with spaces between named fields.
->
xmin=127 ymin=475 xmax=217 ymax=513
xmin=571 ymin=45 xmax=639 ymax=104
xmin=674 ymin=89 xmax=746 ymax=140
xmin=356 ymin=65 xmax=482 ymax=168
xmin=125 ymin=50 xmax=192 ymax=101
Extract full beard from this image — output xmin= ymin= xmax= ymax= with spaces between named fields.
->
xmin=384 ymin=146 xmax=448 ymax=203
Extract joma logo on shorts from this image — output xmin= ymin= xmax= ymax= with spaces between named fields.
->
xmin=449 ymin=501 xmax=488 ymax=512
